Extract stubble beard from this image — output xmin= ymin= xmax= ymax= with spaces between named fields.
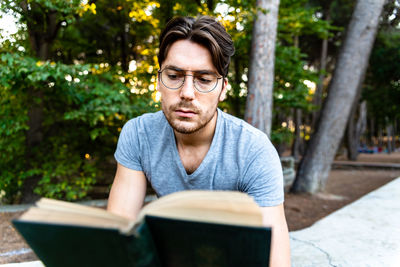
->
xmin=162 ymin=101 xmax=216 ymax=135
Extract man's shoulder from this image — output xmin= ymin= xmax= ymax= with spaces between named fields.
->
xmin=219 ymin=109 xmax=268 ymax=139
xmin=218 ymin=109 xmax=276 ymax=157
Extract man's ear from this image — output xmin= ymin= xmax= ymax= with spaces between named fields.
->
xmin=219 ymin=78 xmax=228 ymax=102
xmin=156 ymin=72 xmax=161 ymax=91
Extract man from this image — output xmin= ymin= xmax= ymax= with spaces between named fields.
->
xmin=107 ymin=16 xmax=290 ymax=266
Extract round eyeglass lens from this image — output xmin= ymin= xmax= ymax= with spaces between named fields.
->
xmin=161 ymin=68 xmax=185 ymax=89
xmin=193 ymin=73 xmax=218 ymax=92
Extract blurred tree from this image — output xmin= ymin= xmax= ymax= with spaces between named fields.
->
xmin=292 ymin=0 xmax=386 ymax=194
xmin=245 ymin=0 xmax=280 ymax=137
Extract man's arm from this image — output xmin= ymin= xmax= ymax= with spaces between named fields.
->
xmin=107 ymin=163 xmax=147 ymax=220
xmin=261 ymin=204 xmax=291 ymax=267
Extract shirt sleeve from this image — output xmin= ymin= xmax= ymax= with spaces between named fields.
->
xmin=114 ymin=119 xmax=143 ymax=171
xmin=240 ymin=136 xmax=284 ymax=207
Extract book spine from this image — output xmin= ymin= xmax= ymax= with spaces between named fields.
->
xmin=125 ymin=222 xmax=161 ymax=267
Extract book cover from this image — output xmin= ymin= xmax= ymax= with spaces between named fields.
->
xmin=12 ymin=191 xmax=271 ymax=266
xmin=145 ymin=216 xmax=271 ymax=267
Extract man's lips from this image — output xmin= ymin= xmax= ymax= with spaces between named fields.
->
xmin=175 ymin=109 xmax=197 ymax=118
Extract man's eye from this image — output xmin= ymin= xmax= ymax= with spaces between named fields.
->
xmin=197 ymin=76 xmax=213 ymax=84
xmin=168 ymin=74 xmax=178 ymax=79
xmin=167 ymin=73 xmax=183 ymax=80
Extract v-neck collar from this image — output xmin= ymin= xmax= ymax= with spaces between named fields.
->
xmin=169 ymin=109 xmax=222 ymax=179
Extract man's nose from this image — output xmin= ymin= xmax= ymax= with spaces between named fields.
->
xmin=179 ymin=75 xmax=196 ymax=100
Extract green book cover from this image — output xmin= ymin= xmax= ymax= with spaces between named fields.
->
xmin=13 ymin=216 xmax=271 ymax=267
xmin=145 ymin=216 xmax=271 ymax=267
xmin=12 ymin=219 xmax=159 ymax=267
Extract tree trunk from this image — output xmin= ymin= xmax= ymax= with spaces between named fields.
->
xmin=393 ymin=120 xmax=398 ymax=150
xmin=386 ymin=124 xmax=393 ymax=154
xmin=291 ymin=0 xmax=385 ymax=194
xmin=347 ymin=100 xmax=367 ymax=160
xmin=368 ymin=117 xmax=374 ymax=147
xmin=245 ymin=0 xmax=280 ymax=137
xmin=378 ymin=127 xmax=383 ymax=149
xmin=292 ymin=108 xmax=302 ymax=160
xmin=356 ymin=101 xmax=367 ymax=148
xmin=207 ymin=0 xmax=215 ymax=11
xmin=120 ymin=23 xmax=129 ymax=72
xmin=345 ymin=64 xmax=367 ymax=161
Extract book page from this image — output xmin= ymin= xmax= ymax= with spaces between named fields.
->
xmin=19 ymin=199 xmax=135 ymax=234
xmin=36 ymin=198 xmax=128 ymax=224
xmin=137 ymin=191 xmax=263 ymax=227
xmin=19 ymin=207 xmax=133 ymax=231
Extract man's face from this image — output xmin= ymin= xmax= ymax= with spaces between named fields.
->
xmin=158 ymin=39 xmax=227 ymax=134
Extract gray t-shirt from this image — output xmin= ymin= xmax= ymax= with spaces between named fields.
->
xmin=115 ymin=109 xmax=284 ymax=207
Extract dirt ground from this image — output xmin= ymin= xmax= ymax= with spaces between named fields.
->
xmin=1 ymin=152 xmax=400 ymax=264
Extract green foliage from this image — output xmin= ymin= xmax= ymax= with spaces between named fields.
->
xmin=0 ymin=53 xmax=156 ymax=203
xmin=270 ymin=126 xmax=294 ymax=146
xmin=32 ymin=142 xmax=97 ymax=201
xmin=279 ymin=0 xmax=333 ymax=41
xmin=1 ymin=0 xmax=88 ymax=23
xmin=274 ymin=44 xmax=317 ymax=111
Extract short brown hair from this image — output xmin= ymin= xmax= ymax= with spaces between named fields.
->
xmin=158 ymin=16 xmax=235 ymax=77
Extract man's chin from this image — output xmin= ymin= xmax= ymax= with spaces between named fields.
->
xmin=171 ymin=121 xmax=201 ymax=134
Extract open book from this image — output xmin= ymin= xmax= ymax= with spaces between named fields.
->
xmin=13 ymin=190 xmax=271 ymax=267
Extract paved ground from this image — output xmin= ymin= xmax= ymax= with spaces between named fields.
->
xmin=285 ymin=169 xmax=400 ymax=231
xmin=290 ymin=177 xmax=400 ymax=267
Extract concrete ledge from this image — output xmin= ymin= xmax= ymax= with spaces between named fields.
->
xmin=332 ymin=161 xmax=400 ymax=170
xmin=290 ymin=176 xmax=400 ymax=267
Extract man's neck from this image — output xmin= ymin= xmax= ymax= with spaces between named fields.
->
xmin=174 ymin=111 xmax=218 ymax=148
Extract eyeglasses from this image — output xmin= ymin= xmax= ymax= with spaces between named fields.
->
xmin=158 ymin=67 xmax=223 ymax=93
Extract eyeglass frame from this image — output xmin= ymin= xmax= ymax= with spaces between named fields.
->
xmin=157 ymin=67 xmax=224 ymax=93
